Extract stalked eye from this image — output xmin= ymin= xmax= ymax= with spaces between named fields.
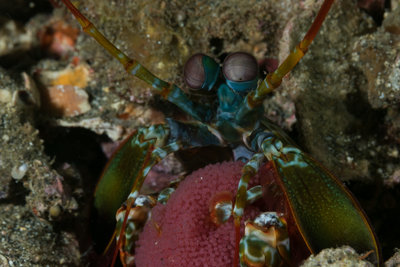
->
xmin=222 ymin=52 xmax=258 ymax=93
xmin=184 ymin=53 xmax=220 ymax=90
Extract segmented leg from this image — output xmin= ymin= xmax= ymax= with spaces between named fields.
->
xmin=111 ymin=140 xmax=187 ymax=266
xmin=236 ymin=0 xmax=335 ymax=125
xmin=60 ymin=0 xmax=211 ymax=122
xmin=233 ymin=153 xmax=265 ymax=266
xmin=232 ymin=151 xmax=293 ymax=266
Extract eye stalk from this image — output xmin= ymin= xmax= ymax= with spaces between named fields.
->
xmin=183 ymin=53 xmax=220 ymax=90
xmin=222 ymin=52 xmax=258 ymax=93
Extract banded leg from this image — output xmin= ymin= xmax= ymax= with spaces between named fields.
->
xmin=60 ymin=0 xmax=211 ymax=122
xmin=232 ymin=153 xmax=293 ymax=267
xmin=233 ymin=153 xmax=265 ymax=266
xmin=113 ymin=141 xmax=184 ymax=267
xmin=236 ymin=0 xmax=335 ymax=125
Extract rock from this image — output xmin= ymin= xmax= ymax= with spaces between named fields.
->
xmin=301 ymin=246 xmax=374 ymax=267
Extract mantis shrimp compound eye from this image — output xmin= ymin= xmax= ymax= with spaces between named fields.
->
xmin=222 ymin=52 xmax=259 ymax=92
xmin=183 ymin=53 xmax=220 ymax=90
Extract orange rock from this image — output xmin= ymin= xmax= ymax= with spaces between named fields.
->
xmin=38 ymin=64 xmax=91 ymax=117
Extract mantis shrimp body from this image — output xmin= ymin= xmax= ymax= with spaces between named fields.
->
xmin=60 ymin=0 xmax=381 ymax=266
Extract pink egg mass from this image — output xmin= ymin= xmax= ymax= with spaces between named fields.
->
xmin=135 ymin=161 xmax=294 ymax=266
